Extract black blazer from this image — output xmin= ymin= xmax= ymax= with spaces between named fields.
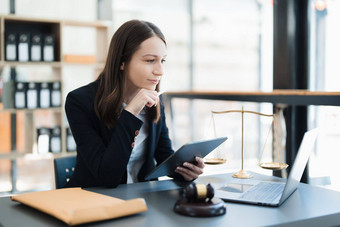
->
xmin=65 ymin=80 xmax=175 ymax=188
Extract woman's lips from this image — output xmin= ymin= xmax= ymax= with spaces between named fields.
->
xmin=149 ymin=79 xmax=159 ymax=84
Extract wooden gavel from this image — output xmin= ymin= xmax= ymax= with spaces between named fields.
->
xmin=184 ymin=183 xmax=215 ymax=202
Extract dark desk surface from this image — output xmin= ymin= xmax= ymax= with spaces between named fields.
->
xmin=1 ymin=172 xmax=340 ymax=227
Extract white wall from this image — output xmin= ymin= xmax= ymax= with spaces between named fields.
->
xmin=4 ymin=0 xmax=98 ymax=21
xmin=0 ymin=0 xmax=9 ymax=14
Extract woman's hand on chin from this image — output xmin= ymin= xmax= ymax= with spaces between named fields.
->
xmin=124 ymin=89 xmax=159 ymax=116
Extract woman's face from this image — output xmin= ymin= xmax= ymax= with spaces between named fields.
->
xmin=123 ymin=36 xmax=167 ymax=92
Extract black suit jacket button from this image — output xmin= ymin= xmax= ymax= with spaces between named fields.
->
xmin=135 ymin=130 xmax=139 ymax=136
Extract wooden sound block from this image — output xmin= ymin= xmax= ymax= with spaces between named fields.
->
xmin=174 ymin=197 xmax=226 ymax=217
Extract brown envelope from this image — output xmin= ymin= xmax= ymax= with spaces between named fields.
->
xmin=10 ymin=187 xmax=148 ymax=226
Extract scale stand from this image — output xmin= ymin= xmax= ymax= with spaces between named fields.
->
xmin=232 ymin=107 xmax=252 ymax=178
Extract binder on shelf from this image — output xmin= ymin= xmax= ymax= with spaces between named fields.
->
xmin=5 ymin=33 xmax=17 ymax=61
xmin=2 ymin=81 xmax=15 ymax=109
xmin=51 ymin=81 xmax=61 ymax=107
xmin=50 ymin=126 xmax=61 ymax=153
xmin=39 ymin=82 xmax=50 ymax=108
xmin=26 ymin=82 xmax=39 ymax=109
xmin=0 ymin=78 xmax=2 ymax=102
xmin=43 ymin=35 xmax=54 ymax=62
xmin=14 ymin=82 xmax=27 ymax=109
xmin=30 ymin=34 xmax=42 ymax=61
xmin=18 ymin=33 xmax=30 ymax=62
xmin=37 ymin=127 xmax=50 ymax=154
xmin=66 ymin=127 xmax=77 ymax=152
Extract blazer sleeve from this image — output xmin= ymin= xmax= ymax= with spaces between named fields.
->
xmin=65 ymin=90 xmax=143 ymax=188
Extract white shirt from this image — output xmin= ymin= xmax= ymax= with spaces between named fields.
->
xmin=125 ymin=106 xmax=149 ymax=183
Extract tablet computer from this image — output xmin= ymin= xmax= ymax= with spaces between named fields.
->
xmin=145 ymin=137 xmax=228 ymax=180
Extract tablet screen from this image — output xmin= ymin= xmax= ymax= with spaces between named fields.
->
xmin=145 ymin=137 xmax=228 ymax=180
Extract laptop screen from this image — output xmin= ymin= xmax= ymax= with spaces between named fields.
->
xmin=279 ymin=128 xmax=319 ymax=204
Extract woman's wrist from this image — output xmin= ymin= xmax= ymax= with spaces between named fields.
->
xmin=124 ymin=106 xmax=139 ymax=116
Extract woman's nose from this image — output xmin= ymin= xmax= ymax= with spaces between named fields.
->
xmin=153 ymin=62 xmax=164 ymax=76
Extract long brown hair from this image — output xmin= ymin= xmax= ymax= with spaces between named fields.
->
xmin=94 ymin=20 xmax=166 ymax=129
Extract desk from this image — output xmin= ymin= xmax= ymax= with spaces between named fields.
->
xmin=1 ymin=172 xmax=340 ymax=227
xmin=164 ymin=90 xmax=340 ymax=106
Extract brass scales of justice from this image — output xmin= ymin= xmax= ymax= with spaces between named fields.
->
xmin=205 ymin=106 xmax=288 ymax=179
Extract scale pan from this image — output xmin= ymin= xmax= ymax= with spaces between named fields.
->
xmin=204 ymin=158 xmax=226 ymax=165
xmin=259 ymin=162 xmax=288 ymax=170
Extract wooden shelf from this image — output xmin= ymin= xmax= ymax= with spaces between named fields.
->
xmin=0 ymin=61 xmax=62 ymax=68
xmin=0 ymin=14 xmax=110 ymax=194
xmin=0 ymin=152 xmax=30 ymax=160
xmin=0 ymin=107 xmax=62 ymax=113
xmin=62 ymin=61 xmax=105 ymax=68
xmin=0 ymin=15 xmax=111 ymax=156
xmin=0 ymin=14 xmax=60 ymax=24
xmin=63 ymin=19 xmax=111 ymax=28
xmin=0 ymin=151 xmax=76 ymax=160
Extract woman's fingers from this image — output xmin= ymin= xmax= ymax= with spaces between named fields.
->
xmin=195 ymin=156 xmax=205 ymax=168
xmin=125 ymin=89 xmax=158 ymax=115
xmin=175 ymin=157 xmax=205 ymax=181
xmin=175 ymin=167 xmax=198 ymax=181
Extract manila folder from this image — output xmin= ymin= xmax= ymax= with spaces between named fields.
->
xmin=10 ymin=187 xmax=147 ymax=226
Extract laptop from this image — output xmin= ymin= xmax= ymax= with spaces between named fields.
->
xmin=215 ymin=128 xmax=319 ymax=207
xmin=145 ymin=137 xmax=228 ymax=180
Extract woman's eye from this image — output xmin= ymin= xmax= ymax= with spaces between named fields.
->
xmin=146 ymin=59 xmax=155 ymax=63
xmin=161 ymin=59 xmax=166 ymax=64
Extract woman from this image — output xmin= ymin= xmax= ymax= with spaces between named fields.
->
xmin=65 ymin=20 xmax=205 ymax=188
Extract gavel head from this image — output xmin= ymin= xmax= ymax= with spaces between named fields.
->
xmin=184 ymin=183 xmax=215 ymax=202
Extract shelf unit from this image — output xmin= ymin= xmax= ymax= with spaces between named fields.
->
xmin=0 ymin=15 xmax=111 ymax=193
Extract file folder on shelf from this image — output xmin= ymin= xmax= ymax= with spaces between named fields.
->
xmin=66 ymin=127 xmax=77 ymax=152
xmin=39 ymin=82 xmax=50 ymax=108
xmin=50 ymin=126 xmax=61 ymax=153
xmin=2 ymin=81 xmax=14 ymax=109
xmin=14 ymin=82 xmax=27 ymax=109
xmin=51 ymin=81 xmax=61 ymax=107
xmin=18 ymin=33 xmax=30 ymax=62
xmin=5 ymin=33 xmax=17 ymax=61
xmin=43 ymin=35 xmax=54 ymax=62
xmin=30 ymin=34 xmax=42 ymax=61
xmin=26 ymin=82 xmax=39 ymax=109
xmin=37 ymin=127 xmax=50 ymax=154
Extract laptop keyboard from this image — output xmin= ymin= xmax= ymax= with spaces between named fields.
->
xmin=241 ymin=182 xmax=285 ymax=202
